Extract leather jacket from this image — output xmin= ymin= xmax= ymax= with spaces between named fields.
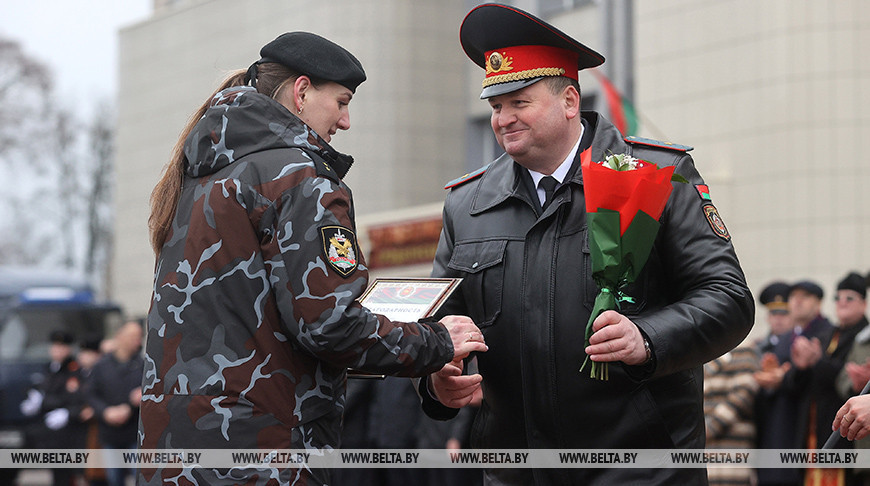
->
xmin=423 ymin=112 xmax=754 ymax=485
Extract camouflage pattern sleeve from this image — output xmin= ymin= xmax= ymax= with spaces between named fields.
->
xmin=264 ymin=168 xmax=453 ymax=377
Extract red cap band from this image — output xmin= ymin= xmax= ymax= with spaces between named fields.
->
xmin=483 ymin=44 xmax=579 ymax=88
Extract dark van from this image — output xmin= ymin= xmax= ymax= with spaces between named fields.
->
xmin=0 ymin=266 xmax=122 ymax=453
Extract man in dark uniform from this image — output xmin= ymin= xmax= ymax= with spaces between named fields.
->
xmin=753 ymin=282 xmax=801 ymax=486
xmin=756 ymin=282 xmax=795 ymax=360
xmin=793 ymin=273 xmax=868 ymax=486
xmin=417 ymin=4 xmax=754 ymax=485
xmin=20 ymin=330 xmax=88 ymax=486
xmin=789 ymin=280 xmax=834 ymax=343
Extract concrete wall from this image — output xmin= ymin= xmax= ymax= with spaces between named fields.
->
xmin=632 ymin=0 xmax=870 ymax=339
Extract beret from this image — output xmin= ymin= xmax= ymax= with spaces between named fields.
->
xmin=790 ymin=280 xmax=824 ymax=300
xmin=460 ymin=3 xmax=604 ymax=98
xmin=837 ymin=272 xmax=867 ymax=299
xmin=759 ymin=281 xmax=790 ymax=312
xmin=257 ymin=32 xmax=366 ymax=92
xmin=79 ymin=334 xmax=102 ymax=352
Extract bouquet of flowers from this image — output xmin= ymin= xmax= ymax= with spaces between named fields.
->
xmin=580 ymin=152 xmax=686 ymax=380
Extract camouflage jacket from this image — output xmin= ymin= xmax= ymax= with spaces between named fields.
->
xmin=139 ymin=86 xmax=453 ymax=485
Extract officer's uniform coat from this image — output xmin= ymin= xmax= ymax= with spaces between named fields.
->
xmin=424 ymin=112 xmax=754 ymax=485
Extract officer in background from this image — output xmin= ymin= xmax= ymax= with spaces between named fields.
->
xmin=835 ymin=272 xmax=870 ymax=486
xmin=793 ymin=273 xmax=867 ymax=486
xmin=20 ymin=330 xmax=88 ymax=486
xmin=753 ymin=282 xmax=801 ymax=486
xmin=789 ymin=280 xmax=834 ymax=344
xmin=419 ymin=4 xmax=754 ymax=485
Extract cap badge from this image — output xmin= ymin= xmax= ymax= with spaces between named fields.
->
xmin=486 ymin=52 xmax=513 ymax=74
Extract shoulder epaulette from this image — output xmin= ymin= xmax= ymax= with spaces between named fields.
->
xmin=624 ymin=135 xmax=693 ymax=152
xmin=444 ymin=164 xmax=490 ymax=190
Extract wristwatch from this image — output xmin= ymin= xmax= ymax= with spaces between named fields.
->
xmin=642 ymin=338 xmax=652 ymax=365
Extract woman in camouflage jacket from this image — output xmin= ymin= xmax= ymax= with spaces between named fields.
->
xmin=139 ymin=32 xmax=485 ymax=485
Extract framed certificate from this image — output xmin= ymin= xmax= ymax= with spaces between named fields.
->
xmin=358 ymin=277 xmax=462 ymax=322
xmin=349 ymin=277 xmax=462 ymax=379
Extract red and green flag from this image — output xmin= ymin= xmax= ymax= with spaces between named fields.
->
xmin=593 ymin=70 xmax=639 ymax=137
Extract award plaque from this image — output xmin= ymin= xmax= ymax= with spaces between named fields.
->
xmin=358 ymin=277 xmax=462 ymax=322
xmin=349 ymin=277 xmax=462 ymax=379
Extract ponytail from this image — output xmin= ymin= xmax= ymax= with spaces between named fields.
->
xmin=148 ymin=63 xmax=303 ymax=254
xmin=148 ymin=70 xmax=247 ymax=254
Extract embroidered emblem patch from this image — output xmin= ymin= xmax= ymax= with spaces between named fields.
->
xmin=702 ymin=204 xmax=730 ymax=241
xmin=320 ymin=226 xmax=359 ymax=277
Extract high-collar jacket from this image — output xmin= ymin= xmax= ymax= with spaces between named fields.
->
xmin=140 ymin=87 xmax=453 ymax=485
xmin=425 ymin=112 xmax=754 ymax=485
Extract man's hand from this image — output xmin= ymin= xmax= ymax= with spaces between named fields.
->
xmin=429 ymin=357 xmax=483 ymax=408
xmin=791 ymin=336 xmax=822 ymax=370
xmin=103 ymin=404 xmax=132 ymax=426
xmin=833 ymin=395 xmax=870 ymax=441
xmin=753 ymin=362 xmax=791 ymax=390
xmin=439 ymin=315 xmax=488 ymax=360
xmin=129 ymin=387 xmax=142 ymax=407
xmin=584 ymin=310 xmax=648 ymax=366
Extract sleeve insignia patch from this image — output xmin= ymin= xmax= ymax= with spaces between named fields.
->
xmin=702 ymin=204 xmax=731 ymax=241
xmin=320 ymin=225 xmax=359 ymax=277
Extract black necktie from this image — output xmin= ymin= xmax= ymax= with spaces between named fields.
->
xmin=539 ymin=176 xmax=558 ymax=210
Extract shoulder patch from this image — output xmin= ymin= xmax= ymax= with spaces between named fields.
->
xmin=444 ymin=164 xmax=490 ymax=190
xmin=702 ymin=204 xmax=731 ymax=241
xmin=320 ymin=225 xmax=359 ymax=277
xmin=625 ymin=135 xmax=693 ymax=152
xmin=695 ymin=184 xmax=713 ymax=202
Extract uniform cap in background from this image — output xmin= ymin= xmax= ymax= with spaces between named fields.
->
xmin=759 ymin=281 xmax=790 ymax=314
xmin=790 ymin=280 xmax=824 ymax=300
xmin=837 ymin=272 xmax=867 ymax=299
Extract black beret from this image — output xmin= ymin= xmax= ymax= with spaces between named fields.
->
xmin=257 ymin=32 xmax=366 ymax=93
xmin=50 ymin=330 xmax=74 ymax=345
xmin=460 ymin=3 xmax=604 ymax=98
xmin=759 ymin=281 xmax=790 ymax=312
xmin=790 ymin=280 xmax=824 ymax=300
xmin=79 ymin=334 xmax=102 ymax=352
xmin=837 ymin=272 xmax=867 ymax=299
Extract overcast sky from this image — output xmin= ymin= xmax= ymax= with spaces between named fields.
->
xmin=0 ymin=0 xmax=152 ymax=113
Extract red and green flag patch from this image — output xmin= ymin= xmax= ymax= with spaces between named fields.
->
xmin=695 ymin=184 xmax=712 ymax=201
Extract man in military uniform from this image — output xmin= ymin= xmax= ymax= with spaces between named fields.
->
xmin=753 ymin=282 xmax=801 ymax=486
xmin=20 ymin=330 xmax=88 ymax=486
xmin=418 ymin=4 xmax=754 ymax=485
xmin=793 ymin=273 xmax=867 ymax=485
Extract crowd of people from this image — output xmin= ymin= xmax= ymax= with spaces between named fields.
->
xmin=704 ymin=271 xmax=870 ymax=486
xmin=20 ymin=320 xmax=144 ymax=486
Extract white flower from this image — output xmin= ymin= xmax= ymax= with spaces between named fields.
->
xmin=601 ymin=153 xmax=642 ymax=171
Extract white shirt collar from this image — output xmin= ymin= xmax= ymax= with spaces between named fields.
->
xmin=528 ymin=127 xmax=584 ymax=206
